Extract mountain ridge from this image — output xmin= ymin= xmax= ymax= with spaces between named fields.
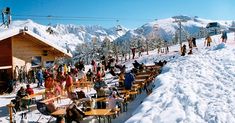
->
xmin=0 ymin=16 xmax=234 ymax=51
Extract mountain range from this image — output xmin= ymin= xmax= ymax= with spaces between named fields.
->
xmin=0 ymin=15 xmax=234 ymax=51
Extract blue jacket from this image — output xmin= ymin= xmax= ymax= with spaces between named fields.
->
xmin=124 ymin=72 xmax=135 ymax=90
xmin=36 ymin=70 xmax=43 ymax=80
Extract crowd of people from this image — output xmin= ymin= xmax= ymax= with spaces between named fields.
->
xmin=12 ymin=55 xmax=144 ymax=113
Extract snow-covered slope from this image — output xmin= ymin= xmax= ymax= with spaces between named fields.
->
xmin=126 ymin=33 xmax=235 ymax=123
xmin=0 ymin=19 xmax=128 ymax=51
xmin=116 ymin=15 xmax=233 ymax=44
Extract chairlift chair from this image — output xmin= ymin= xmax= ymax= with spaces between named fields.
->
xmin=46 ymin=27 xmax=54 ymax=34
xmin=116 ymin=25 xmax=122 ymax=32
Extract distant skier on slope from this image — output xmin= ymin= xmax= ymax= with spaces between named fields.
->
xmin=181 ymin=44 xmax=187 ymax=56
xmin=205 ymin=35 xmax=212 ymax=47
xmin=131 ymin=47 xmax=136 ymax=59
xmin=221 ymin=31 xmax=227 ymax=43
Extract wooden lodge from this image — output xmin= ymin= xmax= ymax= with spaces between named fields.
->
xmin=0 ymin=28 xmax=72 ymax=90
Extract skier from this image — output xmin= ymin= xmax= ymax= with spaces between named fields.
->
xmin=131 ymin=48 xmax=136 ymax=59
xmin=205 ymin=35 xmax=212 ymax=47
xmin=221 ymin=31 xmax=227 ymax=43
xmin=181 ymin=44 xmax=186 ymax=56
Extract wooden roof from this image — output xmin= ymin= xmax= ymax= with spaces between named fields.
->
xmin=0 ymin=28 xmax=72 ymax=58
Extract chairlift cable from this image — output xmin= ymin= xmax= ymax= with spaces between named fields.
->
xmin=12 ymin=14 xmax=154 ymax=22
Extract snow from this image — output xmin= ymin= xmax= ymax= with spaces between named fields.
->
xmin=116 ymin=16 xmax=233 ymax=43
xmin=1 ymin=17 xmax=235 ymax=123
xmin=0 ymin=19 xmax=128 ymax=51
xmin=126 ymin=33 xmax=235 ymax=123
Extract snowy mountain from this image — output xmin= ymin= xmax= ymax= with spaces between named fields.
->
xmin=0 ymin=19 xmax=128 ymax=51
xmin=115 ymin=15 xmax=233 ymax=45
xmin=0 ymin=16 xmax=234 ymax=52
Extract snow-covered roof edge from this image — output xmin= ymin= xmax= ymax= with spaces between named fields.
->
xmin=0 ymin=28 xmax=72 ymax=58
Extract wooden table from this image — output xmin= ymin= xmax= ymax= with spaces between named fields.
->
xmin=94 ymin=97 xmax=108 ymax=102
xmin=85 ymin=109 xmax=112 ymax=123
xmin=134 ymin=79 xmax=146 ymax=86
xmin=51 ymin=108 xmax=66 ymax=116
xmin=22 ymin=90 xmax=45 ymax=99
xmin=74 ymin=82 xmax=93 ymax=92
xmin=40 ymin=95 xmax=61 ymax=104
xmin=118 ymin=90 xmax=129 ymax=94
xmin=136 ymin=74 xmax=150 ymax=79
xmin=22 ymin=91 xmax=45 ymax=111
xmin=51 ymin=108 xmax=67 ymax=122
xmin=134 ymin=79 xmax=146 ymax=83
xmin=128 ymin=91 xmax=138 ymax=100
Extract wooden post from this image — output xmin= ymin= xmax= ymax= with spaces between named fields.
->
xmin=7 ymin=102 xmax=15 ymax=123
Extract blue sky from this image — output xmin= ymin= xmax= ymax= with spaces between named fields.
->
xmin=0 ymin=0 xmax=235 ymax=29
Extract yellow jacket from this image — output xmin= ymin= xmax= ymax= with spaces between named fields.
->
xmin=206 ymin=37 xmax=212 ymax=43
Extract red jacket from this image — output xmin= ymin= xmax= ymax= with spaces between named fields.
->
xmin=26 ymin=88 xmax=34 ymax=95
xmin=66 ymin=75 xmax=73 ymax=87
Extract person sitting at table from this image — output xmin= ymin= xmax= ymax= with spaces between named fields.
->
xmin=139 ymin=63 xmax=145 ymax=72
xmin=65 ymin=102 xmax=86 ymax=123
xmin=109 ymin=87 xmax=121 ymax=97
xmin=25 ymin=84 xmax=34 ymax=95
xmin=124 ymin=70 xmax=135 ymax=90
xmin=69 ymin=90 xmax=95 ymax=110
xmin=108 ymin=91 xmax=124 ymax=112
xmin=41 ymin=100 xmax=69 ymax=123
xmin=109 ymin=68 xmax=116 ymax=76
xmin=133 ymin=60 xmax=140 ymax=69
xmin=14 ymin=87 xmax=27 ymax=111
xmin=77 ymin=91 xmax=95 ymax=110
xmin=86 ymin=69 xmax=93 ymax=82
xmin=118 ymin=71 xmax=125 ymax=87
xmin=56 ymin=72 xmax=66 ymax=95
xmin=76 ymin=69 xmax=86 ymax=88
xmin=94 ymin=76 xmax=107 ymax=109
xmin=77 ymin=69 xmax=86 ymax=81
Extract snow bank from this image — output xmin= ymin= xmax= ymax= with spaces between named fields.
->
xmin=126 ymin=43 xmax=235 ymax=123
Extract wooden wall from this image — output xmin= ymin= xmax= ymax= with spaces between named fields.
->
xmin=0 ymin=38 xmax=12 ymax=85
xmin=0 ymin=38 xmax=12 ymax=66
xmin=12 ymin=35 xmax=56 ymax=72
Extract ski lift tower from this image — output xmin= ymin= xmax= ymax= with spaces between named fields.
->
xmin=115 ymin=20 xmax=123 ymax=62
xmin=173 ymin=18 xmax=188 ymax=50
xmin=1 ymin=7 xmax=11 ymax=28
